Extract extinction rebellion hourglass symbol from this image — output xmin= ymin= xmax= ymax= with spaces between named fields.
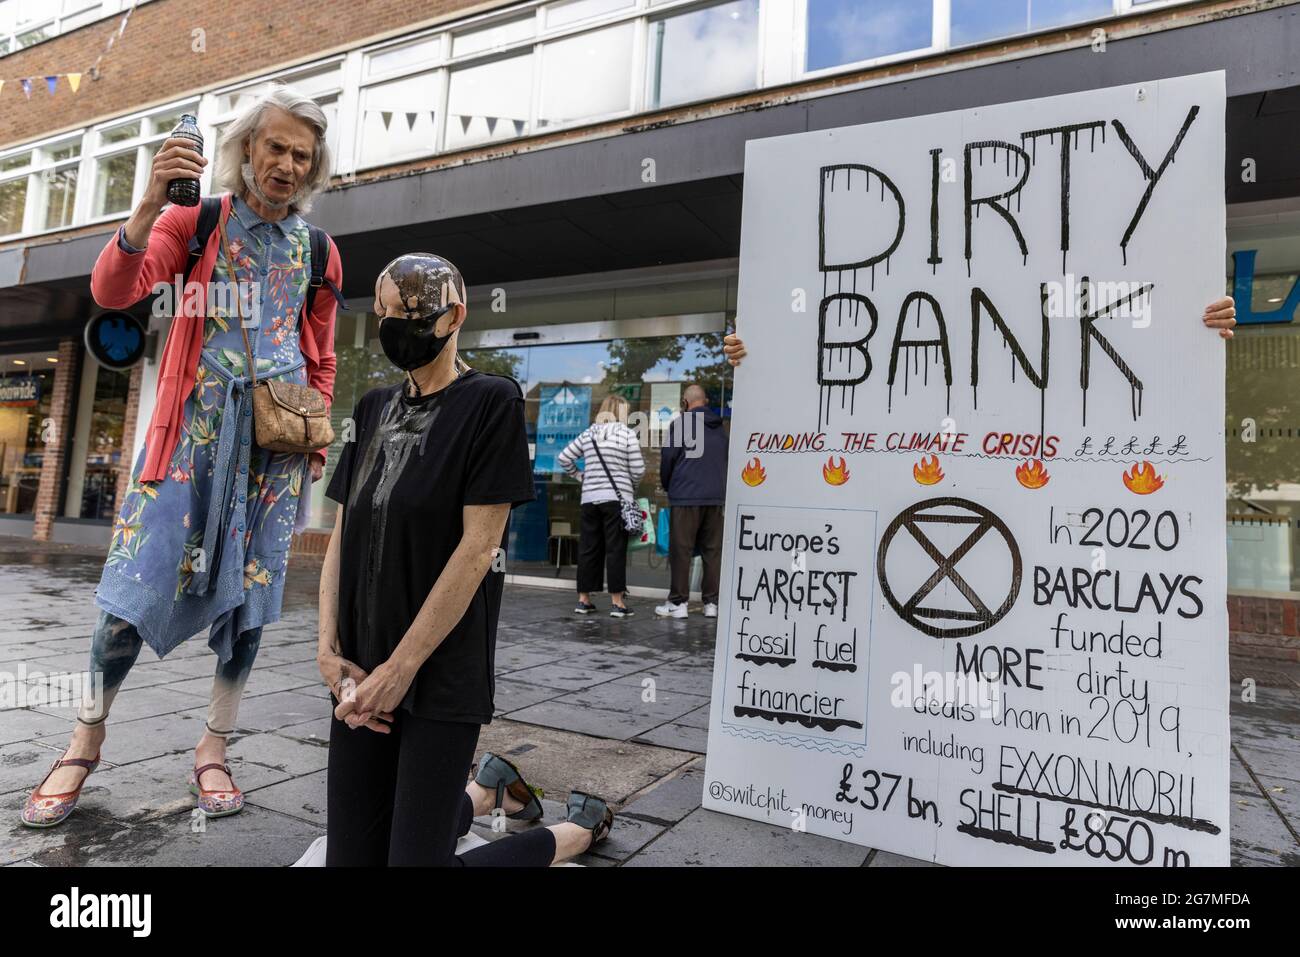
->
xmin=877 ymin=497 xmax=1022 ymax=639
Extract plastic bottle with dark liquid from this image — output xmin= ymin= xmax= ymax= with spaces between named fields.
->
xmin=166 ymin=114 xmax=204 ymax=207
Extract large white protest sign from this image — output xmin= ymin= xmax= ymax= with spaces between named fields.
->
xmin=703 ymin=73 xmax=1228 ymax=866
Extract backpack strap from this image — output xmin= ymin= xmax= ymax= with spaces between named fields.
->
xmin=300 ymin=224 xmax=345 ymax=327
xmin=185 ymin=196 xmax=224 ymax=283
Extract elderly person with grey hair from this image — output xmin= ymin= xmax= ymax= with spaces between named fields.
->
xmin=21 ymin=85 xmax=343 ymax=828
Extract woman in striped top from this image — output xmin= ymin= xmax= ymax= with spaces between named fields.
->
xmin=557 ymin=395 xmax=646 ymax=617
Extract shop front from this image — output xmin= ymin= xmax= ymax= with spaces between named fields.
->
xmin=1224 ymin=200 xmax=1300 ymax=658
xmin=0 ymin=335 xmax=135 ymax=545
xmin=0 ymin=346 xmax=58 ymax=532
xmin=303 ymin=261 xmax=736 ymax=595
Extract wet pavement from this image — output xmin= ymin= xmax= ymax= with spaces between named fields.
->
xmin=0 ymin=537 xmax=1297 ymax=867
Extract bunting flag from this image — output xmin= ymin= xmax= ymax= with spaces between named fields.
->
xmin=405 ymin=112 xmax=418 ymax=131
xmin=380 ymin=111 xmax=392 ymax=130
xmin=485 ymin=116 xmax=498 ymax=135
xmin=0 ymin=1 xmax=131 ymax=102
xmin=0 ymin=73 xmax=87 ymax=98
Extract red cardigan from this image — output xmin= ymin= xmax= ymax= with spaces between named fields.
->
xmin=90 ymin=192 xmax=340 ymax=482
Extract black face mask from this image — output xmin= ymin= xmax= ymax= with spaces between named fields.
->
xmin=379 ymin=305 xmax=455 ymax=371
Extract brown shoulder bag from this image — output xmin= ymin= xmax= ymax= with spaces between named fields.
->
xmin=218 ymin=211 xmax=335 ymax=454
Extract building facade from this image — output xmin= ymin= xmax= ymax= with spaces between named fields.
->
xmin=0 ymin=0 xmax=1296 ymax=657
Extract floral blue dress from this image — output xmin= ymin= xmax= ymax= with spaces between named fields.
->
xmin=96 ymin=194 xmax=313 ymax=665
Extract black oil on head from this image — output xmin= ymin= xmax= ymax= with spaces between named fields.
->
xmin=376 ymin=252 xmax=466 ymax=318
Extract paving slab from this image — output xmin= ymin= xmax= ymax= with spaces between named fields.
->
xmin=0 ymin=739 xmax=64 ymax=797
xmin=69 ymin=751 xmax=292 ymax=823
xmin=624 ymin=807 xmax=872 ymax=867
xmin=476 ymin=719 xmax=694 ymax=804
xmin=505 ymin=699 xmax=662 ymax=740
xmin=620 ymin=762 xmax=706 ymax=824
xmin=493 ymin=678 xmax=563 ymax=715
xmin=28 ymin=806 xmax=324 ymax=867
xmin=633 ymin=722 xmax=708 ymax=754
xmin=66 ymin=710 xmax=212 ymax=767
xmin=501 ymin=662 xmax=623 ymax=692
xmin=215 ymin=689 xmax=329 ymax=732
xmin=243 ymin=768 xmax=328 ymax=827
xmin=0 ymin=708 xmax=73 ymax=747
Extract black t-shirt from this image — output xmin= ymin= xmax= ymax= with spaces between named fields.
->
xmin=325 ymin=369 xmax=535 ymax=723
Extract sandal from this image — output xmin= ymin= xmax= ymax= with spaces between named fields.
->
xmin=473 ymin=751 xmax=544 ymax=821
xmin=20 ymin=751 xmax=101 ymax=828
xmin=189 ymin=762 xmax=244 ymax=818
xmin=565 ymin=790 xmax=615 ymax=846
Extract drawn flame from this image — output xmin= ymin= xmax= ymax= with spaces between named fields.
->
xmin=1015 ymin=458 xmax=1050 ymax=489
xmin=913 ymin=455 xmax=944 ymax=486
xmin=1122 ymin=461 xmax=1165 ymax=495
xmin=821 ymin=456 xmax=849 ymax=486
xmin=741 ymin=457 xmax=766 ymax=487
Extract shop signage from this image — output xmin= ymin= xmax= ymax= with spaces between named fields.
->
xmin=535 ymin=384 xmax=592 ymax=474
xmin=705 ymin=73 xmax=1230 ymax=866
xmin=0 ymin=375 xmax=41 ymax=407
xmin=1231 ymin=249 xmax=1300 ymax=325
xmin=84 ymin=311 xmax=147 ymax=369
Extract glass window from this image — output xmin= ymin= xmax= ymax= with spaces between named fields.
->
xmin=806 ymin=0 xmax=932 ymax=72
xmin=446 ymin=54 xmax=534 ymax=151
xmin=1226 ymin=225 xmax=1300 ymax=593
xmin=148 ymin=111 xmax=189 ymax=137
xmin=538 ymin=23 xmax=634 ymax=128
xmin=47 ymin=142 xmax=79 ymax=162
xmin=41 ymin=165 xmax=77 ymax=229
xmin=647 ymin=0 xmax=760 ymax=110
xmin=369 ymin=35 xmax=441 ymax=75
xmin=93 ymin=151 xmax=136 ymax=216
xmin=357 ymin=73 xmax=439 ymax=168
xmin=0 ymin=356 xmax=55 ymax=515
xmin=77 ymin=364 xmax=130 ymax=521
xmin=0 ymin=38 xmax=11 ymax=56
xmin=99 ymin=121 xmax=140 ymax=145
xmin=544 ymin=0 xmax=633 ymax=30
xmin=452 ymin=16 xmax=534 ymax=57
xmin=455 ymin=333 xmax=733 ymax=587
xmin=15 ymin=0 xmax=50 ymax=24
xmin=0 ymin=151 xmax=29 ymax=172
xmin=950 ymin=0 xmax=1114 ymax=47
xmin=16 ymin=25 xmax=49 ymax=46
xmin=60 ymin=4 xmax=101 ymax=30
xmin=0 ymin=177 xmax=27 ymax=235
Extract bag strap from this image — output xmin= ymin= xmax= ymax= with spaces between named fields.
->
xmin=216 ymin=211 xmax=257 ymax=389
xmin=185 ymin=196 xmax=224 ymax=283
xmin=299 ymin=224 xmax=345 ymax=329
xmin=589 ymin=428 xmax=626 ymax=504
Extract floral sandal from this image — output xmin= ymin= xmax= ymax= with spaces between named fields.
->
xmin=20 ymin=752 xmax=101 ymax=828
xmin=189 ymin=762 xmax=244 ymax=818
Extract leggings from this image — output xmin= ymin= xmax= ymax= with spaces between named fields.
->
xmin=77 ymin=610 xmax=262 ymax=738
xmin=325 ymin=704 xmax=557 ymax=867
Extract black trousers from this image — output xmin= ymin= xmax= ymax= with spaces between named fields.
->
xmin=325 ymin=704 xmax=556 ymax=867
xmin=668 ymin=504 xmax=724 ymax=605
xmin=577 ymin=500 xmax=629 ymax=595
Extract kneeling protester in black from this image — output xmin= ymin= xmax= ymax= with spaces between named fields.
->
xmin=316 ymin=252 xmax=614 ymax=866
